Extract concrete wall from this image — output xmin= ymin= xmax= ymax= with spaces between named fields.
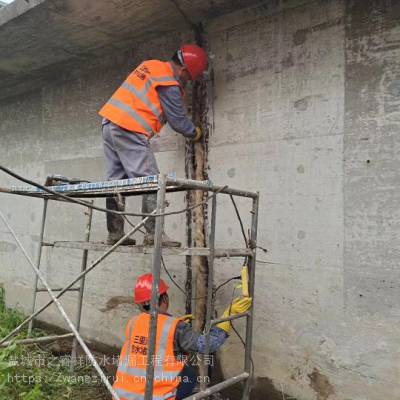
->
xmin=0 ymin=0 xmax=399 ymax=399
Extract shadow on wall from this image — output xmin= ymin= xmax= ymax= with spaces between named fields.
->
xmin=210 ymin=356 xmax=293 ymax=400
xmin=220 ymin=377 xmax=292 ymax=400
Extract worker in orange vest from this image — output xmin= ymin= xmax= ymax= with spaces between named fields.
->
xmin=113 ymin=273 xmax=252 ymax=400
xmin=99 ymin=45 xmax=207 ymax=247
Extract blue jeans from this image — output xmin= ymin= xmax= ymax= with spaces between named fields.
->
xmin=176 ymin=365 xmax=197 ymax=400
xmin=102 ymin=121 xmax=159 ymax=234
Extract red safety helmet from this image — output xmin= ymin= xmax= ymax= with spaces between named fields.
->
xmin=134 ymin=273 xmax=169 ymax=304
xmin=179 ymin=44 xmax=208 ymax=80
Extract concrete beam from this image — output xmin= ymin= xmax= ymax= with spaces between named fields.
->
xmin=0 ymin=0 xmax=263 ymax=100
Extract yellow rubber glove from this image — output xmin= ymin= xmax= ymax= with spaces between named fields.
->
xmin=217 ymin=297 xmax=252 ymax=334
xmin=194 ymin=126 xmax=202 ymax=141
xmin=177 ymin=314 xmax=194 ymax=322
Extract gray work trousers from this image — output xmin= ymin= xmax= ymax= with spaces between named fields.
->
xmin=102 ymin=121 xmax=158 ymax=235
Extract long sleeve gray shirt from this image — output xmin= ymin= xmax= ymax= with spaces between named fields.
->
xmin=156 ymin=85 xmax=196 ymax=138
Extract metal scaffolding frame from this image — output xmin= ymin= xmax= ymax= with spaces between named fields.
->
xmin=0 ymin=173 xmax=259 ymax=400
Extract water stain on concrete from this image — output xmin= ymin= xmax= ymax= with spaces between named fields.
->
xmin=293 ymin=17 xmax=344 ymax=46
xmin=226 ymin=66 xmax=261 ymax=82
xmin=297 ymin=230 xmax=306 ymax=239
xmin=293 ymin=28 xmax=308 ymax=45
xmin=100 ymin=296 xmax=133 ymax=312
xmin=227 ymin=167 xmax=236 ymax=178
xmin=226 ymin=52 xmax=234 ymax=62
xmin=297 ymin=164 xmax=305 ymax=174
xmin=294 ymin=97 xmax=310 ymax=111
xmin=281 ymin=52 xmax=294 ymax=68
xmin=250 ymin=377 xmax=291 ymax=399
xmin=308 ymin=368 xmax=335 ymax=400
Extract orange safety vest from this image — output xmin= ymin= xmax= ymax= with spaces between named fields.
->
xmin=113 ymin=313 xmax=185 ymax=400
xmin=99 ymin=60 xmax=181 ymax=137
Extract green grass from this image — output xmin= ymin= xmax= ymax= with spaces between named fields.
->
xmin=0 ymin=288 xmax=109 ymax=400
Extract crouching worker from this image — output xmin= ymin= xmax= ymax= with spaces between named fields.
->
xmin=113 ymin=273 xmax=252 ymax=400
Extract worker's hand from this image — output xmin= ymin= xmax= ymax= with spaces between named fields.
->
xmin=193 ymin=126 xmax=202 ymax=141
xmin=177 ymin=314 xmax=194 ymax=322
xmin=216 ymin=297 xmax=252 ymax=334
xmin=226 ymin=297 xmax=252 ymax=316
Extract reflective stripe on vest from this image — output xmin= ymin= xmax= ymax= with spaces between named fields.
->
xmin=98 ymin=61 xmax=180 ymax=136
xmin=108 ymin=98 xmax=154 ymax=134
xmin=115 ymin=387 xmax=175 ymax=400
xmin=118 ymin=316 xmax=179 ymax=381
xmin=120 ymin=81 xmax=162 ymax=122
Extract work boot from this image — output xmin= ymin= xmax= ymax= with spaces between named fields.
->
xmin=141 ymin=193 xmax=181 ymax=247
xmin=106 ymin=196 xmax=136 ymax=246
xmin=143 ymin=232 xmax=181 ymax=248
xmin=106 ymin=234 xmax=136 ymax=246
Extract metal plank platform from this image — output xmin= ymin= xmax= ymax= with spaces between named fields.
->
xmin=43 ymin=241 xmax=253 ymax=258
xmin=7 ymin=175 xmax=257 ymax=199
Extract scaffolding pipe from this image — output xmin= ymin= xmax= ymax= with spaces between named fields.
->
xmin=0 ymin=333 xmax=74 ymax=348
xmin=71 ymin=203 xmax=93 ymax=370
xmin=202 ymin=194 xmax=217 ymax=389
xmin=166 ymin=177 xmax=257 ymax=199
xmin=28 ymin=198 xmax=48 ymax=336
xmin=0 ymin=210 xmax=120 ymax=400
xmin=241 ymin=193 xmax=259 ymax=400
xmin=35 ymin=287 xmax=80 ymax=292
xmin=144 ymin=174 xmax=167 ymax=400
xmin=184 ymin=372 xmax=250 ymax=400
